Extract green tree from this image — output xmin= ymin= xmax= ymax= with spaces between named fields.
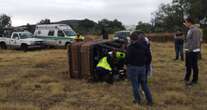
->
xmin=152 ymin=3 xmax=184 ymax=32
xmin=38 ymin=19 xmax=51 ymax=24
xmin=0 ymin=14 xmax=11 ymax=35
xmin=173 ymin=0 xmax=207 ymax=22
xmin=98 ymin=19 xmax=125 ymax=34
xmin=78 ymin=19 xmax=98 ymax=34
xmin=0 ymin=14 xmax=12 ymax=28
xmin=136 ymin=21 xmax=153 ymax=33
xmin=152 ymin=0 xmax=207 ymax=41
xmin=26 ymin=23 xmax=36 ymax=33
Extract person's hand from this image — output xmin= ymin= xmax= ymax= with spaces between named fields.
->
xmin=123 ymin=65 xmax=127 ymax=70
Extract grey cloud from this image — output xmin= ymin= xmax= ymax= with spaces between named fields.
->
xmin=0 ymin=0 xmax=172 ymax=26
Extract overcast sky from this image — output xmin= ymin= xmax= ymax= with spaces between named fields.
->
xmin=0 ymin=0 xmax=172 ymax=26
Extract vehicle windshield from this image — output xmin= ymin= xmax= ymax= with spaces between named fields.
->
xmin=115 ymin=32 xmax=130 ymax=38
xmin=64 ymin=30 xmax=77 ymax=36
xmin=19 ymin=32 xmax=33 ymax=39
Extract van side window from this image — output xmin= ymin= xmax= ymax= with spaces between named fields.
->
xmin=13 ymin=33 xmax=19 ymax=39
xmin=58 ymin=30 xmax=65 ymax=37
xmin=48 ymin=30 xmax=55 ymax=36
xmin=38 ymin=31 xmax=41 ymax=34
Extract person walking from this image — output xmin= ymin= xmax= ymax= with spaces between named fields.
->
xmin=183 ymin=17 xmax=202 ymax=85
xmin=127 ymin=31 xmax=153 ymax=106
xmin=174 ymin=30 xmax=184 ymax=61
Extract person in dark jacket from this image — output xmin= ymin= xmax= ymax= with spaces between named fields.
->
xmin=174 ymin=30 xmax=184 ymax=61
xmin=127 ymin=31 xmax=153 ymax=106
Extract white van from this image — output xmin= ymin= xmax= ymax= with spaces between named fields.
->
xmin=34 ymin=24 xmax=84 ymax=47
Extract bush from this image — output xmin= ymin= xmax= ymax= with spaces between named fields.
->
xmin=203 ymin=28 xmax=207 ymax=42
xmin=146 ymin=33 xmax=174 ymax=42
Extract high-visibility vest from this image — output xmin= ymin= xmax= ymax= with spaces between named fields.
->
xmin=97 ymin=57 xmax=112 ymax=71
xmin=75 ymin=36 xmax=84 ymax=41
xmin=116 ymin=51 xmax=126 ymax=60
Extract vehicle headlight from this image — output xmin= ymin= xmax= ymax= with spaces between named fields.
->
xmin=113 ymin=37 xmax=118 ymax=40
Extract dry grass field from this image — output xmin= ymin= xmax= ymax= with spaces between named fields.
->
xmin=0 ymin=42 xmax=207 ymax=110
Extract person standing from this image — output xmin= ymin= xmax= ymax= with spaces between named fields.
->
xmin=74 ymin=34 xmax=84 ymax=42
xmin=101 ymin=28 xmax=109 ymax=39
xmin=174 ymin=30 xmax=184 ymax=61
xmin=183 ymin=17 xmax=202 ymax=85
xmin=127 ymin=31 xmax=153 ymax=106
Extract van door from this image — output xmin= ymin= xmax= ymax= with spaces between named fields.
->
xmin=56 ymin=30 xmax=65 ymax=46
xmin=10 ymin=33 xmax=20 ymax=48
xmin=57 ymin=30 xmax=65 ymax=37
xmin=47 ymin=30 xmax=56 ymax=46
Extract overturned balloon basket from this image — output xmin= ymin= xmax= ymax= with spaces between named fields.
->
xmin=67 ymin=39 xmax=128 ymax=82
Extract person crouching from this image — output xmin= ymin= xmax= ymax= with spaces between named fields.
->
xmin=96 ymin=51 xmax=114 ymax=84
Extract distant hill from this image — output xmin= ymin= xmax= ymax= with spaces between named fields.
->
xmin=54 ymin=20 xmax=81 ymax=28
xmin=54 ymin=19 xmax=103 ymax=35
xmin=15 ymin=19 xmax=125 ymax=35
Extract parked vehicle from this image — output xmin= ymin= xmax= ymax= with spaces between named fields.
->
xmin=113 ymin=31 xmax=130 ymax=42
xmin=34 ymin=24 xmax=84 ymax=47
xmin=0 ymin=31 xmax=46 ymax=51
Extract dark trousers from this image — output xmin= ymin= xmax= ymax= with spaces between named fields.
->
xmin=113 ymin=59 xmax=126 ymax=80
xmin=175 ymin=43 xmax=184 ymax=60
xmin=184 ymin=52 xmax=199 ymax=83
xmin=96 ymin=67 xmax=113 ymax=84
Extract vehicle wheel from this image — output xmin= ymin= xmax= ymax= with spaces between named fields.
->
xmin=21 ymin=44 xmax=28 ymax=52
xmin=65 ymin=42 xmax=71 ymax=49
xmin=0 ymin=42 xmax=7 ymax=49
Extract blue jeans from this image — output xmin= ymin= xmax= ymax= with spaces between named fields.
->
xmin=175 ymin=43 xmax=184 ymax=60
xmin=128 ymin=65 xmax=153 ymax=103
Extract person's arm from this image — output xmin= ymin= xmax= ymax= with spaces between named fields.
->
xmin=107 ymin=55 xmax=113 ymax=68
xmin=176 ymin=35 xmax=184 ymax=40
xmin=186 ymin=29 xmax=196 ymax=51
xmin=187 ymin=30 xmax=193 ymax=39
xmin=200 ymin=29 xmax=203 ymax=42
xmin=174 ymin=35 xmax=177 ymax=39
xmin=145 ymin=43 xmax=152 ymax=65
xmin=126 ymin=45 xmax=132 ymax=65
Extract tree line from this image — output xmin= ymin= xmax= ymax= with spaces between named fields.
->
xmin=136 ymin=0 xmax=207 ymax=41
xmin=0 ymin=15 xmax=125 ymax=35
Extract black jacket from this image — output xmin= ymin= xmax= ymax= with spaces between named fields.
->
xmin=126 ymin=41 xmax=152 ymax=67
